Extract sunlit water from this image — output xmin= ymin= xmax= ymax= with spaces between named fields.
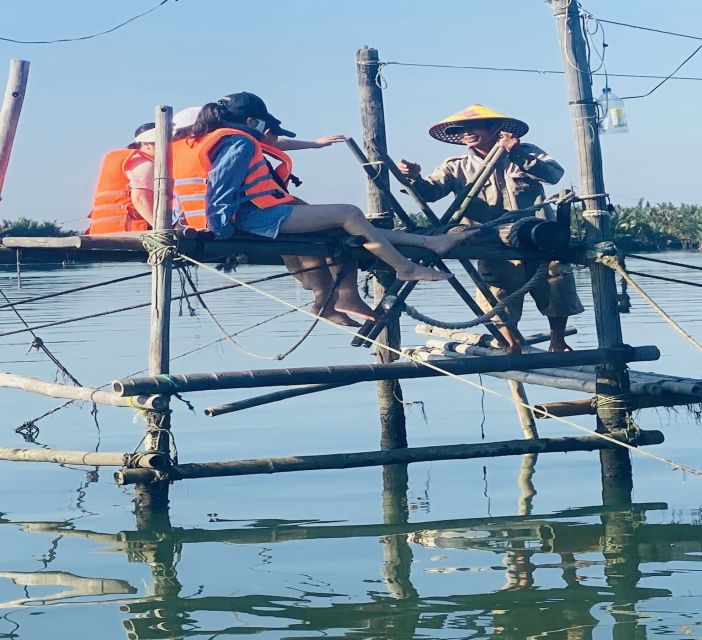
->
xmin=0 ymin=251 xmax=700 ymax=638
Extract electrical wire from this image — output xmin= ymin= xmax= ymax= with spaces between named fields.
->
xmin=592 ymin=17 xmax=702 ymax=43
xmin=621 ymin=44 xmax=702 ymax=100
xmin=0 ymin=0 xmax=171 ymax=45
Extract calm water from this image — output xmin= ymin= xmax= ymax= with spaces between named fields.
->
xmin=0 ymin=251 xmax=700 ymax=639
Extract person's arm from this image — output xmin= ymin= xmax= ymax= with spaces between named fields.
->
xmin=507 ymin=140 xmax=565 ymax=185
xmin=206 ymin=135 xmax=256 ymax=237
xmin=275 ymin=135 xmax=346 ymax=151
xmin=406 ymin=160 xmax=459 ymax=203
xmin=131 ymin=189 xmax=154 ymax=226
xmin=125 ymin=157 xmax=155 ymax=225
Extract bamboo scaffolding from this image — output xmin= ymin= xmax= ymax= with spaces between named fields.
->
xmin=112 ymin=346 xmax=659 ymax=396
xmin=204 ymin=383 xmax=349 ymax=417
xmin=415 ymin=324 xmax=577 ymax=347
xmin=0 ymin=447 xmax=167 ymax=468
xmin=533 ymin=392 xmax=702 ymax=419
xmin=420 ymin=339 xmax=702 ymax=398
xmin=114 ymin=429 xmax=664 ymax=486
xmin=0 ymin=59 xmax=29 ymax=199
xmin=0 ymin=372 xmax=166 ymax=410
xmin=0 ymin=234 xmax=583 ymax=265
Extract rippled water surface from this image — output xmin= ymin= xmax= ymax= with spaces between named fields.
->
xmin=0 ymin=251 xmax=701 ymax=639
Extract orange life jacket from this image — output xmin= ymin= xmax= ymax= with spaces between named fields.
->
xmin=171 ymin=128 xmax=295 ymax=230
xmin=86 ymin=149 xmax=152 ymax=235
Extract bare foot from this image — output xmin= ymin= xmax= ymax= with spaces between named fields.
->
xmin=549 ymin=340 xmax=573 ymax=352
xmin=504 ymin=343 xmax=522 ymax=355
xmin=395 ymin=263 xmax=454 ymax=282
xmin=422 ymin=228 xmax=481 ymax=256
xmin=335 ymin=298 xmax=379 ymax=322
xmin=312 ymin=305 xmax=362 ymax=327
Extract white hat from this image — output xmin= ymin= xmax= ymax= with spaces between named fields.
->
xmin=173 ymin=106 xmax=201 ymax=131
xmin=134 ymin=128 xmax=156 ymax=144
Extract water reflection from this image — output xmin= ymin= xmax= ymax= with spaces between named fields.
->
xmin=0 ymin=484 xmax=700 ymax=638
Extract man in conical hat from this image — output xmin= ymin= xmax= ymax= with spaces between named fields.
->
xmin=398 ymin=104 xmax=584 ymax=352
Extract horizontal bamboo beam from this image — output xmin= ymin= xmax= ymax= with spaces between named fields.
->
xmin=0 ymin=447 xmax=168 ymax=468
xmin=113 ymin=346 xmax=659 ymax=396
xmin=534 ymin=391 xmax=702 ymax=419
xmin=204 ymin=383 xmax=350 ymax=416
xmin=0 ymin=233 xmax=586 ymax=264
xmin=0 ymin=372 xmax=166 ymax=410
xmin=114 ymin=429 xmax=664 ymax=485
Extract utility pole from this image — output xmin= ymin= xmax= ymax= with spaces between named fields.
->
xmin=549 ymin=0 xmax=633 ymax=501
xmin=356 ymin=46 xmax=407 ymax=448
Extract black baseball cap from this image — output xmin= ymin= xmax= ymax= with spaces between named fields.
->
xmin=217 ymin=92 xmax=296 ymax=138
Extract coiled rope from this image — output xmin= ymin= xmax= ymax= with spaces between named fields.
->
xmin=402 ymin=262 xmax=549 ymax=330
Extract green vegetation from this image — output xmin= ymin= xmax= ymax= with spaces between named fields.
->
xmin=572 ymin=200 xmax=702 ymax=251
xmin=0 ymin=217 xmax=78 ymax=237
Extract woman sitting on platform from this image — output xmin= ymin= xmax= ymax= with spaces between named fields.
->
xmin=171 ymin=92 xmax=478 ymax=323
xmin=86 ymin=123 xmax=157 ymax=235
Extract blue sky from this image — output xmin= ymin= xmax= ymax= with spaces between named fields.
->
xmin=0 ymin=0 xmax=701 ymax=229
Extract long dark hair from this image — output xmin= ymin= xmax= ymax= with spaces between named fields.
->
xmin=174 ymin=102 xmax=251 ymax=141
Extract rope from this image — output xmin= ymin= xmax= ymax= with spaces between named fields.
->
xmin=0 ymin=271 xmax=150 ymax=311
xmin=172 ymin=247 xmax=702 ymax=479
xmin=597 ymin=253 xmax=702 ymax=353
xmin=141 ymin=230 xmax=179 ymax=266
xmin=402 ymin=262 xmax=549 ymax=330
xmin=0 ymin=262 xmax=336 ymax=339
xmin=626 ymin=253 xmax=702 ymax=273
xmin=178 ymin=263 xmax=343 ymax=361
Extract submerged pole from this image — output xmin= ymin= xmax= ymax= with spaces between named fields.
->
xmin=0 ymin=59 xmax=29 ymax=201
xmin=134 ymin=106 xmax=174 ymax=519
xmin=549 ymin=0 xmax=634 ymax=499
xmin=356 ymin=46 xmax=406 ymax=448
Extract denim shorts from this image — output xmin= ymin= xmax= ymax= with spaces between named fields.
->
xmin=233 ymin=204 xmax=295 ymax=239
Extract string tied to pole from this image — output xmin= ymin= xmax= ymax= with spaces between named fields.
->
xmin=141 ymin=230 xmax=179 ymax=266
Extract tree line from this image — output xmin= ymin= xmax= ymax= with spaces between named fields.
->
xmin=3 ymin=201 xmax=702 ymax=252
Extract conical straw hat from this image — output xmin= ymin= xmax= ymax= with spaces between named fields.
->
xmin=429 ymin=104 xmax=529 ymax=145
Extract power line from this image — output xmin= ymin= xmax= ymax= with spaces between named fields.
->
xmin=372 ymin=61 xmax=702 ymax=82
xmin=592 ymin=17 xmax=702 ymax=43
xmin=621 ymin=44 xmax=702 ymax=100
xmin=0 ymin=0 xmax=172 ymax=45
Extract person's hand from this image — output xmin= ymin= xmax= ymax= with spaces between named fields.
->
xmin=398 ymin=159 xmax=421 ymax=180
xmin=498 ymin=132 xmax=520 ymax=152
xmin=314 ymin=134 xmax=346 ymax=148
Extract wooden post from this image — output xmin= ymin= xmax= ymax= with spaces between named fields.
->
xmin=550 ymin=0 xmax=633 ymax=498
xmin=134 ymin=106 xmax=174 ymax=519
xmin=356 ymin=46 xmax=406 ymax=448
xmin=0 ymin=59 xmax=30 ymax=201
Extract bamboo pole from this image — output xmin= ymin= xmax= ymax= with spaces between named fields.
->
xmin=0 ymin=236 xmax=82 ymax=249
xmin=134 ymin=106 xmax=174 ymax=516
xmin=550 ymin=0 xmax=633 ymax=497
xmin=534 ymin=391 xmax=702 ymax=419
xmin=113 ymin=345 xmax=659 ymax=396
xmin=0 ymin=59 xmax=29 ymax=201
xmin=356 ymin=46 xmax=407 ymax=448
xmin=0 ymin=447 xmax=166 ymax=468
xmin=0 ymin=372 xmax=166 ymax=410
xmin=204 ymin=383 xmax=350 ymax=416
xmin=114 ymin=429 xmax=664 ymax=486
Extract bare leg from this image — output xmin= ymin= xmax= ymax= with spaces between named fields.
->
xmin=495 ymin=325 xmax=522 ymax=354
xmin=282 ymin=255 xmax=306 ymax=286
xmin=279 ymin=204 xmax=454 ymax=281
xmin=376 ymin=227 xmax=481 ymax=256
xmin=298 ymin=255 xmax=360 ymax=327
xmin=328 ymin=259 xmax=378 ymax=321
xmin=548 ymin=316 xmax=572 ymax=351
